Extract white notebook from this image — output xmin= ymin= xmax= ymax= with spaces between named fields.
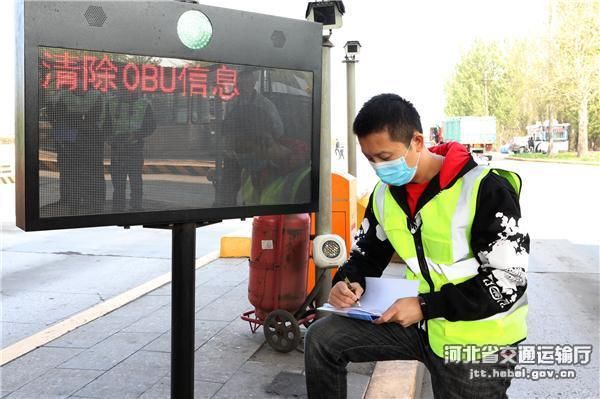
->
xmin=318 ymin=277 xmax=420 ymax=321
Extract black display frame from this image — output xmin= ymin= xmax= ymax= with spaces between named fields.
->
xmin=16 ymin=1 xmax=322 ymax=231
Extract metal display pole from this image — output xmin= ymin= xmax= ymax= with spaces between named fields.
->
xmin=315 ymin=34 xmax=333 ymax=310
xmin=345 ymin=59 xmax=357 ymax=176
xmin=171 ymin=223 xmax=196 ymax=399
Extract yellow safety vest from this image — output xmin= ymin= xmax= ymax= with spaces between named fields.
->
xmin=109 ymin=97 xmax=150 ymax=136
xmin=372 ymin=166 xmax=528 ymax=359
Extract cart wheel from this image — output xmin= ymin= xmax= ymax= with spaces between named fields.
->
xmin=263 ymin=309 xmax=301 ymax=353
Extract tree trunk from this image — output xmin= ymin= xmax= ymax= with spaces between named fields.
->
xmin=547 ymin=104 xmax=555 ymax=155
xmin=577 ymin=92 xmax=589 ymax=157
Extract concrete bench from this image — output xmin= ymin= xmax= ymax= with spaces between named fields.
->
xmin=364 ymin=360 xmax=425 ymax=399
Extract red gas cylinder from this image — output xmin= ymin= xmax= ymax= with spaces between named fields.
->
xmin=248 ymin=213 xmax=310 ymax=320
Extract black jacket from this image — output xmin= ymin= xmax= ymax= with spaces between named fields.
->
xmin=333 ymin=150 xmax=529 ymax=322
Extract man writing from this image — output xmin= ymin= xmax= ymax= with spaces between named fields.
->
xmin=304 ymin=94 xmax=528 ymax=399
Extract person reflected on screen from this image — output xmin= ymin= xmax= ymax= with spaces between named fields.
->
xmin=214 ymin=68 xmax=284 ymax=206
xmin=108 ymin=87 xmax=156 ymax=212
xmin=237 ymin=131 xmax=310 ymax=206
xmin=47 ymin=83 xmax=107 ymax=214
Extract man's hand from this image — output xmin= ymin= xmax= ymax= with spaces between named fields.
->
xmin=373 ymin=297 xmax=423 ymax=327
xmin=328 ymin=281 xmax=364 ymax=308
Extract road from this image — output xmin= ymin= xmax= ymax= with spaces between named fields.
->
xmin=1 ymin=179 xmax=250 ymax=348
xmin=497 ymin=159 xmax=599 ymax=398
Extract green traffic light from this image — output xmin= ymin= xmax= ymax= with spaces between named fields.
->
xmin=177 ymin=10 xmax=213 ymax=50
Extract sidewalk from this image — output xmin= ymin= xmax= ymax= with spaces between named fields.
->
xmin=0 ymin=258 xmax=375 ymax=399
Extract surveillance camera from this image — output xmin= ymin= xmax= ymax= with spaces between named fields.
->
xmin=305 ymin=1 xmax=345 ymax=30
xmin=343 ymin=40 xmax=361 ymax=62
xmin=346 ymin=42 xmax=359 ymax=54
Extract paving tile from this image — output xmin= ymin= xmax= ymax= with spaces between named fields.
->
xmin=225 ymin=282 xmax=250 ymax=299
xmin=45 ymin=312 xmax=137 ymax=349
xmin=195 ymin=266 xmax=237 ymax=286
xmin=195 ymin=284 xmax=238 ymax=301
xmin=198 ymin=277 xmax=242 ymax=288
xmin=119 ymin=349 xmax=171 ymax=370
xmin=196 ymin=263 xmax=248 ymax=288
xmin=138 ymin=376 xmax=222 ymax=399
xmin=0 ymin=347 xmax=83 ymax=392
xmin=265 ymin=370 xmax=310 ymax=398
xmin=143 ymin=320 xmax=229 ymax=353
xmin=4 ymin=368 xmax=102 ymax=399
xmin=145 ymin=284 xmax=171 ymax=296
xmin=249 ymin=342 xmax=305 ymax=371
xmin=206 ymin=258 xmax=248 ymax=267
xmin=193 ymin=320 xmax=264 ymax=383
xmin=72 ymin=351 xmax=169 ymax=399
xmin=72 ymin=371 xmax=154 ymax=398
xmin=59 ymin=332 xmax=161 ymax=371
xmin=5 ymin=393 xmax=64 ymax=399
xmin=195 ymin=291 xmax=254 ymax=322
xmin=202 ymin=269 xmax=249 ymax=286
xmin=211 ymin=361 xmax=289 ymax=399
xmin=108 ymin=295 xmax=170 ymax=321
xmin=195 ymin=293 xmax=222 ymax=312
xmin=122 ymin=305 xmax=171 ymax=334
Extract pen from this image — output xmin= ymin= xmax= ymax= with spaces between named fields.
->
xmin=344 ymin=277 xmax=361 ymax=307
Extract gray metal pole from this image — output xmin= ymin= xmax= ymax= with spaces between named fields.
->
xmin=345 ymin=60 xmax=357 ymax=176
xmin=315 ymin=34 xmax=333 ymax=309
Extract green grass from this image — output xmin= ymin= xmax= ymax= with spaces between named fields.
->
xmin=510 ymin=151 xmax=600 ymax=164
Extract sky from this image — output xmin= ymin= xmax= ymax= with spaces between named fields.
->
xmin=2 ymin=0 xmax=549 ymax=192
xmin=194 ymin=0 xmax=547 ymax=141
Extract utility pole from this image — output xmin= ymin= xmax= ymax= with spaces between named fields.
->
xmin=346 ymin=60 xmax=356 ymax=175
xmin=305 ymin=0 xmax=346 ymax=310
xmin=343 ymin=42 xmax=359 ymax=176
xmin=315 ymin=33 xmax=333 ymax=309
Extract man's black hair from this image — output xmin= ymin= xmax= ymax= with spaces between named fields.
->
xmin=353 ymin=93 xmax=423 ymax=145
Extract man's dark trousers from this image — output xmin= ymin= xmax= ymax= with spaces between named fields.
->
xmin=110 ymin=139 xmax=144 ymax=210
xmin=304 ymin=315 xmax=516 ymax=399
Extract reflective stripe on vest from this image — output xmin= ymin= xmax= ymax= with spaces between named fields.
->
xmin=372 ymin=166 xmax=527 ymax=358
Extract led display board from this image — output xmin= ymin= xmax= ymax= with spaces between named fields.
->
xmin=17 ymin=1 xmax=322 ymax=231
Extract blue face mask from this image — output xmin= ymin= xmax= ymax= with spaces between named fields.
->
xmin=370 ymin=145 xmax=420 ymax=186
